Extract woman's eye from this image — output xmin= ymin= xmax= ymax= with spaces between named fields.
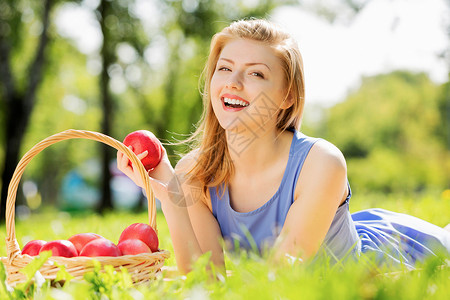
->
xmin=251 ymin=72 xmax=264 ymax=78
xmin=218 ymin=67 xmax=231 ymax=72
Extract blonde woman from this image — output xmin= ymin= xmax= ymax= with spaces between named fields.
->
xmin=118 ymin=19 xmax=450 ymax=273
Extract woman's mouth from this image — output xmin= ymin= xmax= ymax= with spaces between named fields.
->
xmin=221 ymin=96 xmax=249 ymax=111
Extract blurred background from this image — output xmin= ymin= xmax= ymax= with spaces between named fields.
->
xmin=0 ymin=0 xmax=449 ymax=222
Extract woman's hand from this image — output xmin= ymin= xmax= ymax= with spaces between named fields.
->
xmin=116 ymin=145 xmax=175 ymax=203
xmin=116 ymin=145 xmax=148 ymax=188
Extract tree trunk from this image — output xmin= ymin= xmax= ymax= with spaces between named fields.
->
xmin=0 ymin=0 xmax=53 ymax=223
xmin=1 ymin=97 xmax=28 ymax=222
xmin=97 ymin=0 xmax=114 ymax=213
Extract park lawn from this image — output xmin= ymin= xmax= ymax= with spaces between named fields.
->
xmin=0 ymin=191 xmax=449 ymax=299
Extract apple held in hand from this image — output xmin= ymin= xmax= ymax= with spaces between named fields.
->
xmin=39 ymin=240 xmax=77 ymax=258
xmin=123 ymin=130 xmax=163 ymax=171
xmin=68 ymin=233 xmax=104 ymax=255
xmin=119 ymin=223 xmax=159 ymax=252
xmin=22 ymin=240 xmax=47 ymax=256
xmin=79 ymin=238 xmax=121 ymax=257
xmin=118 ymin=239 xmax=151 ymax=255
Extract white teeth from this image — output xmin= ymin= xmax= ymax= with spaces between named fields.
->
xmin=223 ymin=97 xmax=249 ymax=107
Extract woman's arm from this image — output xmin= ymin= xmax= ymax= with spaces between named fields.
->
xmin=117 ymin=147 xmax=224 ymax=273
xmin=173 ymin=152 xmax=225 ymax=273
xmin=274 ymin=139 xmax=348 ymax=260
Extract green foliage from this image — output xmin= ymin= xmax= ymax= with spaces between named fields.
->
xmin=0 ymin=251 xmax=51 ymax=299
xmin=0 ymin=199 xmax=449 ymax=299
xmin=54 ymin=261 xmax=75 ymax=283
xmin=3 ymin=241 xmax=449 ymax=299
xmin=83 ymin=260 xmax=134 ymax=299
xmin=21 ymin=37 xmax=102 ymax=180
xmin=324 ymin=71 xmax=450 ymax=193
xmin=0 ymin=263 xmax=11 ymax=299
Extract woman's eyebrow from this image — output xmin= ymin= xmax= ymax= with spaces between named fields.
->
xmin=218 ymin=57 xmax=271 ymax=71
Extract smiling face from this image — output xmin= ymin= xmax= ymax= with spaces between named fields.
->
xmin=210 ymin=38 xmax=292 ymax=132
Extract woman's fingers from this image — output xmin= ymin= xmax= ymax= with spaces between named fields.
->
xmin=117 ymin=146 xmax=138 ymax=179
xmin=117 ymin=146 xmax=147 ymax=170
xmin=117 ymin=150 xmax=128 ymax=171
xmin=137 ymin=150 xmax=148 ymax=160
xmin=116 ymin=145 xmax=169 ymax=193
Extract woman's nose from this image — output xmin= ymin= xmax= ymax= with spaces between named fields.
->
xmin=225 ymin=73 xmax=243 ymax=90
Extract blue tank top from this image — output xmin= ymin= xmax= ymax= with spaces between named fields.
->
xmin=209 ymin=130 xmax=361 ymax=261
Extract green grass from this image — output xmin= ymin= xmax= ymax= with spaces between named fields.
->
xmin=349 ymin=190 xmax=450 ymax=228
xmin=1 ymin=192 xmax=449 ymax=299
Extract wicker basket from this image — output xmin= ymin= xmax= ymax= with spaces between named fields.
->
xmin=1 ymin=129 xmax=170 ymax=285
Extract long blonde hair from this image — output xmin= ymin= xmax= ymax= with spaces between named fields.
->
xmin=186 ymin=19 xmax=306 ymax=197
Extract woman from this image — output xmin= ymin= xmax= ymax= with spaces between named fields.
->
xmin=117 ymin=19 xmax=450 ymax=273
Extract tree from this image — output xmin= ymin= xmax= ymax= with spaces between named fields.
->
xmin=0 ymin=0 xmax=150 ymax=217
xmin=94 ymin=0 xmax=149 ymax=212
xmin=0 ymin=0 xmax=55 ymax=223
xmin=324 ymin=71 xmax=450 ymax=193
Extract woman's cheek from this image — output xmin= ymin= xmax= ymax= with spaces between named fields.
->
xmin=210 ymin=77 xmax=222 ymax=101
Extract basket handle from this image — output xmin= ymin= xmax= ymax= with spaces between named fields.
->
xmin=5 ymin=129 xmax=156 ymax=261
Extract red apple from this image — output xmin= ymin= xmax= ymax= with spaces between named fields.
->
xmin=119 ymin=223 xmax=159 ymax=252
xmin=118 ymin=238 xmax=151 ymax=255
xmin=79 ymin=238 xmax=121 ymax=257
xmin=22 ymin=240 xmax=47 ymax=256
xmin=39 ymin=240 xmax=77 ymax=258
xmin=123 ymin=130 xmax=163 ymax=171
xmin=68 ymin=233 xmax=104 ymax=255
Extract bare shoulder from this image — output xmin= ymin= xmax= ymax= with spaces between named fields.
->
xmin=294 ymin=138 xmax=348 ymax=204
xmin=295 ymin=138 xmax=347 ymax=194
xmin=308 ymin=139 xmax=347 ymax=171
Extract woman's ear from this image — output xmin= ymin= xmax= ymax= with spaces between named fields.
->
xmin=280 ymin=91 xmax=295 ymax=109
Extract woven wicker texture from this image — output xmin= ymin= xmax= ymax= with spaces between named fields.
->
xmin=2 ymin=129 xmax=169 ymax=285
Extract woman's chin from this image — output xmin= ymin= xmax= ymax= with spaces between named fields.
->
xmin=218 ymin=118 xmax=245 ymax=132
